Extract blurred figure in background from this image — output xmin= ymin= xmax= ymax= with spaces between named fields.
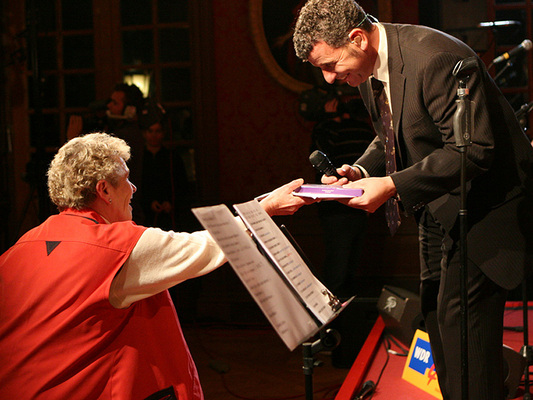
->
xmin=138 ymin=101 xmax=192 ymax=232
xmin=300 ymin=87 xmax=375 ymax=368
xmin=300 ymin=86 xmax=374 ymax=299
xmin=67 ymin=82 xmax=146 ymax=223
xmin=309 ymin=94 xmax=375 ymax=299
xmin=67 ymin=82 xmax=145 ymax=143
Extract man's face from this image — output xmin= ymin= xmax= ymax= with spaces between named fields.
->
xmin=107 ymin=91 xmax=127 ymax=116
xmin=106 ymin=158 xmax=136 ymax=222
xmin=308 ymin=41 xmax=373 ymax=88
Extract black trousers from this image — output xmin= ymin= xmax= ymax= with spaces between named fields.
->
xmin=418 ymin=208 xmax=508 ymax=400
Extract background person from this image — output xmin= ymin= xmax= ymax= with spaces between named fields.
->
xmin=137 ymin=101 xmax=201 ymax=320
xmin=308 ymin=94 xmax=375 ymax=368
xmin=0 ymin=132 xmax=311 ymax=400
xmin=307 ymin=94 xmax=374 ymax=299
xmin=137 ymin=101 xmax=192 ymax=232
xmin=293 ymin=1 xmax=533 ymax=399
xmin=66 ymin=82 xmax=147 ymax=223
xmin=67 ymin=82 xmax=145 ymax=142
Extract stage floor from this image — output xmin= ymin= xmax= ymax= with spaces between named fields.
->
xmin=336 ymin=302 xmax=533 ymax=400
xmin=184 ymin=302 xmax=533 ymax=400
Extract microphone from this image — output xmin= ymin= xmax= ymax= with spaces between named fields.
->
xmin=309 ymin=150 xmax=341 ymax=179
xmin=492 ymin=39 xmax=533 ymax=65
xmin=352 ymin=380 xmax=376 ymax=400
xmin=453 ymin=56 xmax=478 ymax=79
xmin=477 ymin=20 xmax=521 ymax=28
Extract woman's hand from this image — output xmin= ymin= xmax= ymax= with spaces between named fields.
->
xmin=259 ymin=178 xmax=315 ymax=216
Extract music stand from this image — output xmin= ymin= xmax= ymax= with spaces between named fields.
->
xmin=280 ymin=224 xmax=346 ymax=400
xmin=302 ymin=329 xmax=341 ymax=400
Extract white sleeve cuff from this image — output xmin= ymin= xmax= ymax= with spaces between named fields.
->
xmin=353 ymin=164 xmax=370 ymax=178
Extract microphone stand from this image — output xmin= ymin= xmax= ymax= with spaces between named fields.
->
xmin=520 ymin=282 xmax=532 ymax=400
xmin=452 ymin=57 xmax=476 ymax=400
xmin=514 ymin=96 xmax=533 ymax=400
xmin=515 ymin=100 xmax=533 ymax=131
xmin=492 ymin=60 xmax=516 ymax=88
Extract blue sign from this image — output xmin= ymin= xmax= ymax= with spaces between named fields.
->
xmin=408 ymin=337 xmax=434 ymax=375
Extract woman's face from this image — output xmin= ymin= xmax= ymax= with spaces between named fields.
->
xmin=106 ymin=158 xmax=137 ymax=222
xmin=143 ymin=122 xmax=165 ymax=148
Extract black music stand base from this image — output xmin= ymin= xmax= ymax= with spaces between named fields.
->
xmin=302 ymin=328 xmax=341 ymax=400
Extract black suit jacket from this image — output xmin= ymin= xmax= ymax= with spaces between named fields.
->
xmin=357 ymin=23 xmax=533 ymax=289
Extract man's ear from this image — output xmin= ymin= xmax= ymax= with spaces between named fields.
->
xmin=348 ymin=29 xmax=364 ymax=48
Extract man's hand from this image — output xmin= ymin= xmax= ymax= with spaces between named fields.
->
xmin=259 ymin=178 xmax=315 ymax=216
xmin=321 ymin=164 xmax=361 ymax=185
xmin=338 ymin=176 xmax=397 ymax=213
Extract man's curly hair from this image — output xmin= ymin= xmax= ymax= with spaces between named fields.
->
xmin=293 ymin=0 xmax=371 ymax=60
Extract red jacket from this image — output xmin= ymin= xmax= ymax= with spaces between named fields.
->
xmin=0 ymin=208 xmax=203 ymax=399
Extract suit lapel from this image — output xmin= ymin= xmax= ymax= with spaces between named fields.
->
xmin=359 ymin=24 xmax=406 ymax=163
xmin=361 ymin=80 xmax=379 ymax=121
xmin=360 ymin=79 xmax=385 ymax=143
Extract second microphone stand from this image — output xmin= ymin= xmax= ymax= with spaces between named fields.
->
xmin=513 ymin=103 xmax=533 ymax=400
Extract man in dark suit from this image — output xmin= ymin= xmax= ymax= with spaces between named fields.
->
xmin=293 ymin=1 xmax=533 ymax=399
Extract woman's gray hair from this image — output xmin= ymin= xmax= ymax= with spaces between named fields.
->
xmin=293 ymin=0 xmax=371 ymax=60
xmin=47 ymin=132 xmax=131 ymax=211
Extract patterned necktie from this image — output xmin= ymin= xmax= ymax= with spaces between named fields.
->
xmin=372 ymin=77 xmax=401 ymax=236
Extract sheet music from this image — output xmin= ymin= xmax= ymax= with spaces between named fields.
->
xmin=233 ymin=200 xmax=337 ymax=324
xmin=192 ymin=204 xmax=321 ymax=350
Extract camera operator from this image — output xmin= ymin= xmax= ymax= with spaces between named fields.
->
xmin=299 ymin=86 xmax=375 ymax=367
